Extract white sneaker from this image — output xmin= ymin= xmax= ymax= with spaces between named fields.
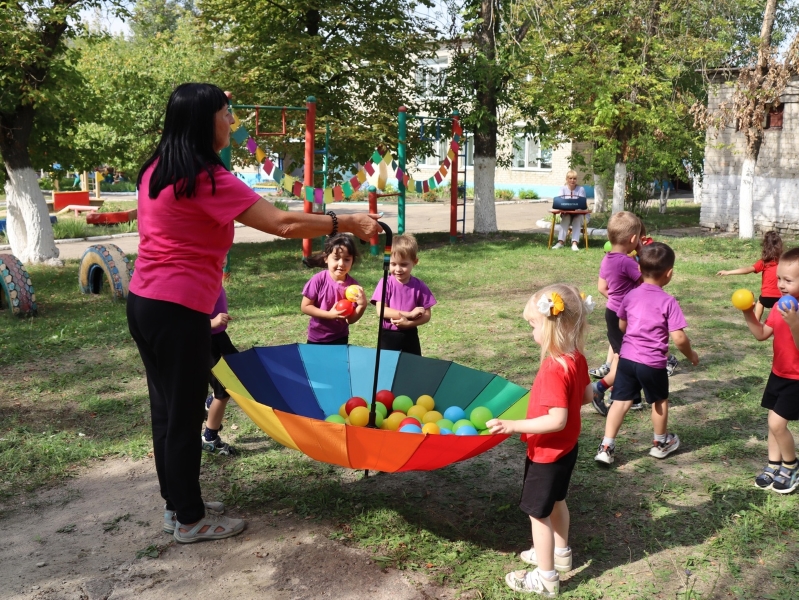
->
xmin=520 ymin=547 xmax=572 ymax=572
xmin=571 ymin=242 xmax=580 ymax=252
xmin=505 ymin=569 xmax=559 ymax=597
xmin=551 ymin=241 xmax=565 ymax=250
xmin=595 ymin=443 xmax=615 ymax=464
xmin=649 ymin=433 xmax=680 ymax=458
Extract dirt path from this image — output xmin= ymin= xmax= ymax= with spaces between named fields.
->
xmin=1 ymin=458 xmax=453 ymax=600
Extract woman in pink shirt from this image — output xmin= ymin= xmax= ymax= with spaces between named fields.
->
xmin=127 ymin=83 xmax=379 ymax=543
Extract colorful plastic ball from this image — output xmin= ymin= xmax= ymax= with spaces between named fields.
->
xmin=373 ymin=412 xmax=384 ymax=428
xmin=731 ymin=289 xmax=755 ymax=311
xmin=345 ymin=417 xmax=351 ymax=425
xmin=455 ymin=425 xmax=479 ymax=436
xmin=443 ymin=406 xmax=466 ymax=423
xmin=416 ymin=394 xmax=435 ymax=411
xmin=335 ymin=299 xmax=355 ymax=317
xmin=604 ymin=240 xmax=612 ymax=252
xmin=345 ymin=396 xmax=367 ymax=415
xmin=452 ymin=419 xmax=474 ymax=433
xmin=345 ymin=285 xmax=361 ymax=302
xmin=383 ymin=413 xmax=405 ymax=431
xmin=407 ymin=405 xmax=428 ymax=420
xmin=338 ymin=404 xmax=348 ymax=419
xmin=469 ymin=406 xmax=494 ymax=430
xmin=479 ymin=429 xmax=492 ymax=435
xmin=436 ymin=418 xmax=454 ymax=431
xmin=370 ymin=402 xmax=388 ymax=419
xmin=325 ymin=414 xmax=346 ymax=424
xmin=393 ymin=395 xmax=413 ymax=414
xmin=778 ymin=295 xmax=799 ymax=311
xmin=399 ymin=424 xmax=423 ymax=434
xmin=422 ymin=410 xmax=443 ymax=424
xmin=399 ymin=417 xmax=422 ymax=429
xmin=440 ymin=428 xmax=453 ymax=435
xmin=349 ymin=406 xmax=370 ymax=427
xmin=422 ymin=422 xmax=441 ymax=435
xmin=375 ymin=389 xmax=395 ymax=411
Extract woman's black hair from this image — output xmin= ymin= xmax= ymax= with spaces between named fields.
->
xmin=137 ymin=83 xmax=229 ymax=199
xmin=761 ymin=231 xmax=783 ymax=263
xmin=304 ymin=234 xmax=359 ymax=268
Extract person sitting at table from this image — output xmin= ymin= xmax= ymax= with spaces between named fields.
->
xmin=552 ymin=170 xmax=587 ymax=252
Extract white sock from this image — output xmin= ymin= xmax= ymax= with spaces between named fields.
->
xmin=554 ymin=546 xmax=570 ymax=556
xmin=654 ymin=433 xmax=667 ymax=443
xmin=602 ymin=437 xmax=615 ymax=448
xmin=536 ymin=569 xmax=558 ymax=580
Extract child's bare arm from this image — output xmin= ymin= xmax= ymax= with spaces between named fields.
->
xmin=743 ymin=307 xmax=774 ymax=341
xmin=598 ymin=277 xmax=609 ymax=298
xmin=486 ymin=407 xmax=568 ymax=435
xmin=582 ymin=382 xmax=593 ymax=405
xmin=619 ymin=318 xmax=627 ymax=334
xmin=717 ymin=266 xmax=756 ymax=276
xmin=373 ymin=302 xmax=404 ymax=321
xmin=670 ymin=329 xmax=699 ymax=365
xmin=210 ymin=313 xmax=231 ymax=329
xmin=393 ymin=308 xmax=431 ymax=329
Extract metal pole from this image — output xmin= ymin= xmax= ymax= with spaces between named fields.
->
xmin=303 ymin=96 xmax=316 ymax=258
xmin=368 ymin=221 xmax=393 ymax=429
xmin=450 ymin=110 xmax=460 ymax=243
xmin=368 ymin=186 xmax=379 ymax=255
xmin=398 ymin=106 xmax=407 ymax=235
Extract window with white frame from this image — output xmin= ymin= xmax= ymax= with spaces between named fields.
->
xmin=513 ymin=135 xmax=552 ymax=169
xmin=462 ymin=135 xmax=474 ymax=167
xmin=424 ymin=138 xmax=448 ymax=166
xmin=415 ymin=56 xmax=448 ymax=97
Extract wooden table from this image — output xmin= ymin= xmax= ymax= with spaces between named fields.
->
xmin=547 ymin=209 xmax=591 ymax=250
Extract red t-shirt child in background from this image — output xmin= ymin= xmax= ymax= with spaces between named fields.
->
xmin=523 ymin=352 xmax=590 ymax=463
xmin=754 ymin=260 xmax=780 ymax=299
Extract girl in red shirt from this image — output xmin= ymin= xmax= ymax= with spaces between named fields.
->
xmin=487 ymin=284 xmax=594 ymax=596
xmin=717 ymin=231 xmax=783 ymax=321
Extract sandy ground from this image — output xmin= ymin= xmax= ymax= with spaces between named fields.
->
xmin=1 ymin=457 xmax=455 ymax=600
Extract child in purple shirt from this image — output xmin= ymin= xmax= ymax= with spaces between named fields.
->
xmin=370 ymin=234 xmax=436 ymax=355
xmin=595 ymin=242 xmax=699 ymax=466
xmin=301 ymin=234 xmax=367 ymax=345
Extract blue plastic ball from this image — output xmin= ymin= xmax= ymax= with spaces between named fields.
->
xmin=399 ymin=424 xmax=423 ymax=434
xmin=778 ymin=295 xmax=799 ymax=311
xmin=455 ymin=425 xmax=478 ymax=436
xmin=443 ymin=406 xmax=466 ymax=423
xmin=439 ymin=428 xmax=453 ymax=435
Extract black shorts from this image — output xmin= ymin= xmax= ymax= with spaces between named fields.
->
xmin=610 ymin=357 xmax=669 ymax=404
xmin=761 ymin=372 xmax=799 ymax=420
xmin=210 ymin=331 xmax=239 ymax=400
xmin=605 ymin=308 xmax=624 ymax=354
xmin=307 ymin=336 xmax=349 ymax=346
xmin=519 ymin=444 xmax=578 ymax=519
xmin=760 ymin=296 xmax=780 ymax=309
xmin=379 ymin=327 xmax=422 ymax=355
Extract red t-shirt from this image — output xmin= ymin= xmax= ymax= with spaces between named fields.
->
xmin=766 ymin=309 xmax=799 ymax=380
xmin=523 ymin=352 xmax=590 ymax=463
xmin=130 ymin=163 xmax=261 ymax=314
xmin=754 ymin=260 xmax=780 ymax=298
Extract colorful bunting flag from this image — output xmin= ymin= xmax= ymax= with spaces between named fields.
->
xmin=364 ymin=161 xmax=375 ymax=176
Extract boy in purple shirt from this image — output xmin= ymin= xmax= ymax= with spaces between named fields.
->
xmin=595 ymin=243 xmax=699 ymax=465
xmin=371 ymin=234 xmax=436 ymax=355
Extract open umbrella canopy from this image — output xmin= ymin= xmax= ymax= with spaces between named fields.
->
xmin=213 ymin=344 xmax=530 ymax=472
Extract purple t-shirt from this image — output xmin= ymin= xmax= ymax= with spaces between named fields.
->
xmin=617 ymin=283 xmax=688 ymax=368
xmin=302 ymin=270 xmax=359 ymax=343
xmin=210 ymin=287 xmax=228 ymax=335
xmin=599 ymin=252 xmax=642 ymax=312
xmin=370 ymin=276 xmax=437 ymax=331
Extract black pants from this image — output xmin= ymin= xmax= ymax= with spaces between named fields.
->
xmin=210 ymin=331 xmax=239 ymax=400
xmin=127 ymin=292 xmax=209 ymax=524
xmin=379 ymin=327 xmax=422 ymax=355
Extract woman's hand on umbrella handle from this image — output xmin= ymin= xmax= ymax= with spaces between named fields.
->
xmin=339 ymin=213 xmax=381 ymax=241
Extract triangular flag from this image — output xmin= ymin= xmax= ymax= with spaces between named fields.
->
xmin=333 ymin=186 xmax=344 ymax=201
xmin=364 ymin=161 xmax=375 ymax=176
xmin=246 ymin=138 xmax=257 ymax=154
xmin=293 ymin=181 xmax=303 ymax=198
xmin=356 ymin=170 xmax=367 ymax=184
xmin=342 ymin=181 xmax=354 ymax=197
xmin=256 ymin=148 xmax=266 ymax=163
xmin=282 ymin=174 xmax=294 ymax=191
xmin=323 ymin=188 xmax=333 ymax=204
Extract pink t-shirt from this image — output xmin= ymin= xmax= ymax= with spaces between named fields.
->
xmin=766 ymin=308 xmax=799 ymax=380
xmin=599 ymin=252 xmax=642 ymax=312
xmin=130 ymin=163 xmax=261 ymax=314
xmin=617 ymin=283 xmax=688 ymax=369
xmin=302 ymin=270 xmax=360 ymax=343
xmin=370 ymin=276 xmax=436 ymax=331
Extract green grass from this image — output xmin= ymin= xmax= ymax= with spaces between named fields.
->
xmin=1 ymin=230 xmax=799 ymax=598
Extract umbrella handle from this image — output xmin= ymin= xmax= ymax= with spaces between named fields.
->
xmin=368 ymin=222 xmax=393 ymax=428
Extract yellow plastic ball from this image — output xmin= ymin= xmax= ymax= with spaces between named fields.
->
xmin=416 ymin=394 xmax=435 ymax=411
xmin=345 ymin=417 xmax=351 ymax=425
xmin=407 ymin=405 xmax=428 ymax=420
xmin=345 ymin=285 xmax=360 ymax=302
xmin=732 ymin=288 xmax=755 ymax=311
xmin=338 ymin=403 xmax=348 ymax=419
xmin=422 ymin=422 xmax=441 ymax=435
xmin=422 ymin=410 xmax=443 ymax=424
xmin=384 ymin=413 xmax=405 ymax=431
xmin=349 ymin=406 xmax=370 ymax=427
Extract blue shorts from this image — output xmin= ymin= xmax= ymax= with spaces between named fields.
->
xmin=610 ymin=357 xmax=669 ymax=404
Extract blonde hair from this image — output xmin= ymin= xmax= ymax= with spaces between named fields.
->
xmin=391 ymin=233 xmax=419 ymax=262
xmin=565 ymin=170 xmax=578 ymax=183
xmin=607 ymin=211 xmax=642 ymax=245
xmin=523 ymin=284 xmax=588 ymax=369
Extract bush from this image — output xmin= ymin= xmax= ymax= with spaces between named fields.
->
xmin=495 ymin=188 xmax=515 ymax=201
xmin=100 ymin=181 xmax=136 ymax=192
xmin=52 ymin=219 xmax=88 ymax=240
xmin=348 ymin=190 xmax=366 ymax=202
xmin=39 ymin=177 xmax=81 ymax=191
xmin=518 ymin=189 xmax=539 ymax=199
xmin=421 ymin=191 xmax=438 ymax=202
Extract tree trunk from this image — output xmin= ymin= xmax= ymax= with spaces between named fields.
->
xmin=473 ymin=155 xmax=498 ymax=233
xmin=592 ymin=173 xmax=606 ymax=212
xmin=739 ymin=154 xmax=757 ymax=238
xmin=612 ymin=161 xmax=626 ymax=213
xmin=659 ymin=183 xmax=670 ymax=214
xmin=0 ymin=105 xmax=60 ymax=264
xmin=692 ymin=173 xmax=702 ymax=204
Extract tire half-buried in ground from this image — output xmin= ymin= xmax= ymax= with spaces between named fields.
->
xmin=78 ymin=244 xmax=133 ymax=300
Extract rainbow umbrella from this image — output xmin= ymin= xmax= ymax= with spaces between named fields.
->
xmin=212 ymin=344 xmax=529 ymax=472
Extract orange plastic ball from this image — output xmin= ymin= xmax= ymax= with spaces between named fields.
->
xmin=422 ymin=422 xmax=441 ymax=435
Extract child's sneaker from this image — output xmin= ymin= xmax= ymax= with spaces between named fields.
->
xmin=666 ymin=354 xmax=679 ymax=377
xmin=591 ymin=382 xmax=608 ymax=416
xmin=520 ymin=547 xmax=572 ymax=572
xmin=755 ymin=464 xmax=780 ymax=490
xmin=589 ymin=363 xmax=610 ymax=379
xmin=201 ymin=434 xmax=234 ymax=456
xmin=551 ymin=241 xmax=565 ymax=250
xmin=771 ymin=465 xmax=799 ymax=494
xmin=595 ymin=443 xmax=615 ymax=465
xmin=571 ymin=241 xmax=580 ymax=252
xmin=630 ymin=400 xmax=643 ymax=411
xmin=505 ymin=569 xmax=559 ymax=597
xmin=649 ymin=433 xmax=680 ymax=459
xmin=163 ymin=501 xmax=225 ymax=534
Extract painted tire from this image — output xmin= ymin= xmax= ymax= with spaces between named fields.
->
xmin=0 ymin=253 xmax=37 ymax=317
xmin=78 ymin=244 xmax=133 ymax=300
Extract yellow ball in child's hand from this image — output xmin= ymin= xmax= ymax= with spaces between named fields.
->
xmin=345 ymin=285 xmax=360 ymax=302
xmin=731 ymin=289 xmax=755 ymax=311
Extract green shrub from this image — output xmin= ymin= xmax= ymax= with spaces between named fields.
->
xmin=115 ymin=220 xmax=138 ymax=234
xmin=38 ymin=177 xmax=81 ymax=191
xmin=495 ymin=188 xmax=515 ymax=201
xmin=421 ymin=191 xmax=438 ymax=202
xmin=518 ymin=189 xmax=539 ymax=199
xmin=348 ymin=189 xmax=366 ymax=202
xmin=382 ymin=183 xmax=397 ymax=194
xmin=52 ymin=219 xmax=88 ymax=240
xmin=100 ymin=181 xmax=136 ymax=192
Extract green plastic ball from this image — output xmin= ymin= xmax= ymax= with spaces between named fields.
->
xmin=452 ymin=419 xmax=474 ymax=433
xmin=325 ymin=414 xmax=346 ymax=424
xmin=469 ymin=406 xmax=493 ymax=430
xmin=437 ymin=418 xmax=454 ymax=431
xmin=371 ymin=402 xmax=388 ymax=419
xmin=392 ymin=395 xmax=413 ymax=414
xmin=604 ymin=240 xmax=612 ymax=252
xmin=479 ymin=429 xmax=492 ymax=435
